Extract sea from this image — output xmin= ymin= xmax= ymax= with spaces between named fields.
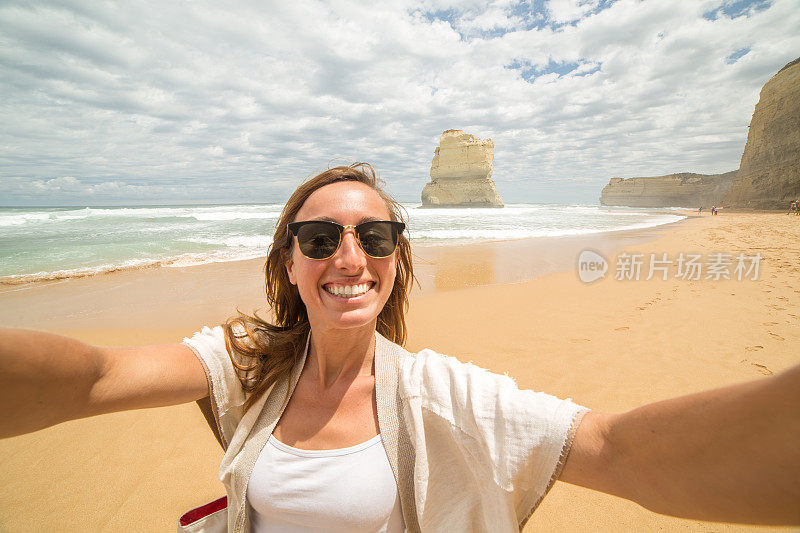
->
xmin=0 ymin=203 xmax=685 ymax=284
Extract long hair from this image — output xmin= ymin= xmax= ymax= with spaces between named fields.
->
xmin=223 ymin=163 xmax=415 ymax=411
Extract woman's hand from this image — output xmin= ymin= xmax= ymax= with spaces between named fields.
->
xmin=0 ymin=328 xmax=209 ymax=439
xmin=560 ymin=364 xmax=800 ymax=525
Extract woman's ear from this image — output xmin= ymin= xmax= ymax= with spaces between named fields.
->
xmin=285 ymin=258 xmax=297 ymax=285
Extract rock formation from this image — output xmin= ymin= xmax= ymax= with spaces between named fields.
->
xmin=723 ymin=57 xmax=800 ymax=209
xmin=421 ymin=130 xmax=504 ymax=208
xmin=600 ymin=57 xmax=800 ymax=209
xmin=600 ymin=171 xmax=737 ymax=208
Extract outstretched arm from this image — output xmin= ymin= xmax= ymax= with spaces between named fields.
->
xmin=560 ymin=364 xmax=800 ymax=525
xmin=0 ymin=328 xmax=209 ymax=439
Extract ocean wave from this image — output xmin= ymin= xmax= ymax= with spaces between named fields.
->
xmin=0 ymin=205 xmax=285 ymax=226
xmin=404 ymin=203 xmax=646 ymax=221
xmin=598 ymin=211 xmax=654 ymax=216
xmin=161 ymin=249 xmax=266 ymax=267
xmin=410 ymin=215 xmax=684 ymax=241
xmin=407 ymin=205 xmax=547 ymax=218
xmin=0 ymin=248 xmax=268 ymax=286
xmin=0 ymin=212 xmax=54 ymax=226
xmin=179 ymin=212 xmax=279 ymax=221
xmin=81 ymin=205 xmax=284 ymax=219
xmin=187 ymin=235 xmax=272 ymax=248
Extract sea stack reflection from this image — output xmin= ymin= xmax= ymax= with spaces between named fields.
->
xmin=421 ymin=130 xmax=504 ymax=208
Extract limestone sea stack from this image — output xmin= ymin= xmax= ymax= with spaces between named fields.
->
xmin=421 ymin=130 xmax=504 ymax=208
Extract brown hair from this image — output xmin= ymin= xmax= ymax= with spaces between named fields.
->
xmin=223 ymin=163 xmax=415 ymax=411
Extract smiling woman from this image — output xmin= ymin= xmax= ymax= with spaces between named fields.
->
xmin=0 ymin=163 xmax=798 ymax=533
xmin=221 ymin=164 xmax=415 ymax=415
xmin=285 ymin=182 xmax=401 ymax=334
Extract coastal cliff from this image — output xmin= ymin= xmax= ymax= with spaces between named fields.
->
xmin=723 ymin=58 xmax=800 ymax=209
xmin=600 ymin=171 xmax=737 ymax=208
xmin=601 ymin=57 xmax=799 ymax=209
xmin=421 ymin=130 xmax=504 ymax=208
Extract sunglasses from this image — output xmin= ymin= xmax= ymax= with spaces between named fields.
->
xmin=287 ymin=220 xmax=406 ymax=260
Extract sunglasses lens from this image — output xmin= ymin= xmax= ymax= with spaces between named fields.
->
xmin=295 ymin=222 xmax=341 ymax=259
xmin=357 ymin=221 xmax=399 ymax=258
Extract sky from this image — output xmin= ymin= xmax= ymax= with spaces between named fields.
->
xmin=1 ymin=0 xmax=799 ymax=206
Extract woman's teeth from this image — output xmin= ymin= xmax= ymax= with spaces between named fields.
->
xmin=324 ymin=283 xmax=371 ymax=298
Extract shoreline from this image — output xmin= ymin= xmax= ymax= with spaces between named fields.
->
xmin=0 ymin=215 xmax=690 ymax=332
xmin=0 ymin=206 xmax=687 ymax=287
xmin=0 ymin=209 xmax=689 ymax=288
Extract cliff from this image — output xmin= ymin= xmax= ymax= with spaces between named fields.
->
xmin=600 ymin=57 xmax=800 ymax=209
xmin=600 ymin=171 xmax=737 ymax=208
xmin=723 ymin=57 xmax=800 ymax=209
xmin=421 ymin=130 xmax=504 ymax=208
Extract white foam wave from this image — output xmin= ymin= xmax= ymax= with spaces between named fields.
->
xmin=162 ymin=249 xmax=266 ymax=268
xmin=181 ymin=212 xmax=278 ymax=221
xmin=188 ymin=235 xmax=272 ymax=248
xmin=407 ymin=205 xmax=548 ymax=218
xmin=83 ymin=205 xmax=284 ymax=219
xmin=599 ymin=211 xmax=653 ymax=216
xmin=410 ymin=215 xmax=684 ymax=241
xmin=0 ymin=212 xmax=53 ymax=226
xmin=404 ymin=204 xmax=641 ymax=223
xmin=0 ymin=248 xmax=268 ymax=285
xmin=0 ymin=205 xmax=285 ymax=225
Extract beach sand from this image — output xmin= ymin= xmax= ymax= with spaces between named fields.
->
xmin=0 ymin=212 xmax=798 ymax=531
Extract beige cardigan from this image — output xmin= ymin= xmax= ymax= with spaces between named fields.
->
xmin=183 ymin=327 xmax=587 ymax=532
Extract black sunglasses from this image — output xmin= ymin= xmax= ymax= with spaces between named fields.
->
xmin=287 ymin=220 xmax=406 ymax=260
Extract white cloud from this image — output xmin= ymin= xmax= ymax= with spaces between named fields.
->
xmin=547 ymin=0 xmax=601 ymax=24
xmin=31 ymin=176 xmax=80 ymax=191
xmin=1 ymin=0 xmax=799 ymax=205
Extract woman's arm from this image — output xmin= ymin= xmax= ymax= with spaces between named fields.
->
xmin=560 ymin=364 xmax=800 ymax=525
xmin=0 ymin=328 xmax=209 ymax=439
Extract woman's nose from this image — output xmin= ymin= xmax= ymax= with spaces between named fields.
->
xmin=335 ymin=228 xmax=367 ymax=270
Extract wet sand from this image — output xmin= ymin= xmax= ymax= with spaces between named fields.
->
xmin=0 ymin=212 xmax=798 ymax=531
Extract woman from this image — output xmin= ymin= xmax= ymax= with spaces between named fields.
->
xmin=0 ymin=163 xmax=798 ymax=532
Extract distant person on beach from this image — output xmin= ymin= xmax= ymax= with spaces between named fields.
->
xmin=1 ymin=163 xmax=798 ymax=531
xmin=698 ymin=206 xmax=703 ymax=214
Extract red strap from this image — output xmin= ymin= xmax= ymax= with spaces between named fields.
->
xmin=179 ymin=496 xmax=227 ymax=526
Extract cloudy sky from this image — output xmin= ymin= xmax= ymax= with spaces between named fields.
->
xmin=2 ymin=0 xmax=799 ymax=206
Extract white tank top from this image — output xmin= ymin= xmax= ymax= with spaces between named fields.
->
xmin=247 ymin=434 xmax=405 ymax=532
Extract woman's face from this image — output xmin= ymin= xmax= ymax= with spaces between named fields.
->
xmin=285 ymin=181 xmax=398 ymax=334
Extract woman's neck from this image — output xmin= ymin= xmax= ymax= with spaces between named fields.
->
xmin=306 ymin=323 xmax=376 ymax=389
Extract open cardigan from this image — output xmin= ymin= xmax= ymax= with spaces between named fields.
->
xmin=183 ymin=326 xmax=587 ymax=532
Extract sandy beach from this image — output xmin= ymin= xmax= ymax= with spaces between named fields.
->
xmin=1 ymin=212 xmax=798 ymax=532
